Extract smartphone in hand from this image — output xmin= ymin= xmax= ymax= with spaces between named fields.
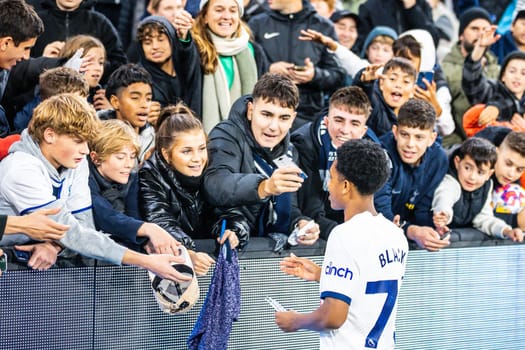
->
xmin=416 ymin=71 xmax=434 ymax=90
xmin=440 ymin=232 xmax=451 ymax=241
xmin=273 ymin=155 xmax=307 ymax=179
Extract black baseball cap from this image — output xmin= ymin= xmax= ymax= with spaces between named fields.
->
xmin=330 ymin=10 xmax=360 ymax=28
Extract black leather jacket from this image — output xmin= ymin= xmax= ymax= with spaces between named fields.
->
xmin=139 ymin=152 xmax=249 ymax=250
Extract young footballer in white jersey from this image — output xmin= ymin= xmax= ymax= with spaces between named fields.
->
xmin=276 ymin=139 xmax=409 ymax=350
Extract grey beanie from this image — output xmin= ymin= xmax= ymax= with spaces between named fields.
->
xmin=199 ymin=0 xmax=244 ymax=17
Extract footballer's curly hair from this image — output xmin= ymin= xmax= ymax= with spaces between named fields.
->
xmin=335 ymin=139 xmax=390 ymax=196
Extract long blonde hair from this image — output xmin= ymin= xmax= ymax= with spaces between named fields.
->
xmin=191 ymin=0 xmax=252 ymax=74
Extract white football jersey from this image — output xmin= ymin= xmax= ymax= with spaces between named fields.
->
xmin=319 ymin=212 xmax=408 ymax=350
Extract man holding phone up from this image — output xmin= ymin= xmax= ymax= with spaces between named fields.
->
xmin=203 ymin=74 xmax=321 ymax=250
xmin=248 ymin=0 xmax=345 ymax=128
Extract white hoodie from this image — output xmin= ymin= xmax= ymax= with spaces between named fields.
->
xmin=400 ymin=29 xmax=455 ymax=137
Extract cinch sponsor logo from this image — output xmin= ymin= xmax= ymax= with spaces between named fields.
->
xmin=325 ymin=261 xmax=353 ymax=280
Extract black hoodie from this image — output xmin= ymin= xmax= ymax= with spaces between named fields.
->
xmin=136 ymin=16 xmax=202 ymax=117
xmin=32 ymin=0 xmax=127 ymax=82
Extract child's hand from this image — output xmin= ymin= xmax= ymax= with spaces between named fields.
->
xmin=299 ymin=29 xmax=337 ymax=51
xmin=188 ymin=250 xmax=215 ymax=276
xmin=148 ymin=101 xmax=161 ymax=126
xmin=414 ymin=80 xmax=441 ymax=116
xmin=217 ymin=229 xmax=239 ymax=249
xmin=433 ymin=210 xmax=450 ymax=229
xmin=92 ymin=89 xmax=112 ymax=111
xmin=502 ymin=227 xmax=524 ymax=242
xmin=478 ymin=105 xmax=499 ymax=126
xmin=15 ymin=242 xmax=61 ymax=271
xmin=173 ymin=9 xmax=193 ymax=40
xmin=362 ymin=64 xmax=382 ymax=82
xmin=43 ymin=41 xmax=65 ymax=57
xmin=511 ymin=113 xmax=525 ymax=131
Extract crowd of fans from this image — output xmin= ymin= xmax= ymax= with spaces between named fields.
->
xmin=1 ymin=0 xmax=525 ymax=279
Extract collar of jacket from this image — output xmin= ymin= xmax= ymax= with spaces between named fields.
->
xmin=88 ymin=156 xmax=130 ymax=194
xmin=149 ymin=151 xmax=201 ymax=200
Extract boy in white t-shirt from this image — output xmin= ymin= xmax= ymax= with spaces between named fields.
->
xmin=276 ymin=139 xmax=409 ymax=350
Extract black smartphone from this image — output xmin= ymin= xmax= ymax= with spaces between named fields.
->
xmin=416 ymin=71 xmax=434 ymax=90
xmin=0 ymin=253 xmax=6 ymax=273
xmin=440 ymin=232 xmax=451 ymax=240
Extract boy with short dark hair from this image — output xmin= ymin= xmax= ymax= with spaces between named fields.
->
xmin=433 ymin=137 xmax=524 ymax=241
xmin=0 ymin=0 xmax=44 ymax=135
xmin=375 ymin=98 xmax=450 ymax=251
xmin=292 ymin=86 xmax=375 ymax=238
xmin=0 ymin=93 xmax=190 ymax=281
xmin=354 ymin=57 xmax=417 ymax=137
xmin=100 ymin=63 xmax=156 ymax=162
xmin=393 ymin=30 xmax=455 ymax=137
xmin=275 ymin=139 xmax=408 ymax=350
xmin=0 ymin=0 xmax=43 ymax=70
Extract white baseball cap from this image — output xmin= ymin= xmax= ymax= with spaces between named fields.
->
xmin=148 ymin=247 xmax=200 ymax=314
